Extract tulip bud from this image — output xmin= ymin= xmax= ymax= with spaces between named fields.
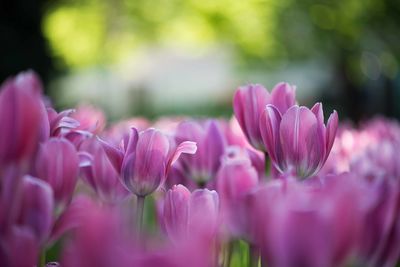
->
xmin=188 ymin=189 xmax=219 ymax=237
xmin=18 ymin=175 xmax=54 ymax=244
xmin=35 ymin=138 xmax=79 ymax=207
xmin=216 ymin=146 xmax=258 ymax=237
xmin=162 ymin=186 xmax=219 ymax=242
xmin=162 ymin=184 xmax=191 ymax=241
xmin=0 ymin=71 xmax=48 ymax=168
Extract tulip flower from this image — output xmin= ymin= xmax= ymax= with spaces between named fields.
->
xmin=71 ymin=104 xmax=106 ymax=134
xmin=162 ymin=185 xmax=219 ymax=242
xmin=80 ymin=138 xmax=129 ymax=204
xmin=216 ymin=146 xmax=258 ymax=238
xmin=172 ymin=120 xmax=226 ymax=186
xmin=61 ymin=204 xmax=135 ymax=267
xmin=251 ymin=175 xmax=363 ymax=267
xmin=0 ymin=71 xmax=49 ymax=169
xmin=233 ymin=83 xmax=296 ymax=151
xmin=101 ymin=127 xmax=197 ymax=197
xmin=17 ymin=175 xmax=54 ymax=244
xmin=35 ymin=138 xmax=79 ymax=208
xmin=260 ymin=103 xmax=338 ymax=178
xmin=162 ymin=184 xmax=191 ymax=242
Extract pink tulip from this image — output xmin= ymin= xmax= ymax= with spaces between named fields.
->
xmin=251 ymin=175 xmax=363 ymax=267
xmin=260 ymin=103 xmax=338 ymax=178
xmin=47 ymin=108 xmax=80 ymax=137
xmin=61 ymin=204 xmax=135 ymax=267
xmin=102 ymin=127 xmax=197 ymax=197
xmin=162 ymin=184 xmax=191 ymax=242
xmin=35 ymin=138 xmax=79 ymax=207
xmin=216 ymin=146 xmax=258 ymax=238
xmin=0 ymin=71 xmax=49 ymax=169
xmin=233 ymin=83 xmax=296 ymax=150
xmin=80 ymin=139 xmax=129 ymax=204
xmin=171 ymin=120 xmax=226 ymax=185
xmin=162 ymin=185 xmax=219 ymax=242
xmin=71 ymin=104 xmax=106 ymax=134
xmin=17 ymin=175 xmax=54 ymax=244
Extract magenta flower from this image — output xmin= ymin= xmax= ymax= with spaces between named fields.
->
xmin=35 ymin=138 xmax=79 ymax=207
xmin=101 ymin=128 xmax=197 ymax=197
xmin=171 ymin=120 xmax=226 ymax=185
xmin=216 ymin=146 xmax=258 ymax=237
xmin=260 ymin=103 xmax=338 ymax=178
xmin=80 ymin=139 xmax=129 ymax=204
xmin=17 ymin=175 xmax=54 ymax=244
xmin=0 ymin=71 xmax=49 ymax=168
xmin=233 ymin=83 xmax=296 ymax=150
xmin=162 ymin=184 xmax=191 ymax=242
xmin=61 ymin=204 xmax=135 ymax=267
xmin=162 ymin=185 xmax=219 ymax=242
xmin=251 ymin=175 xmax=363 ymax=267
xmin=71 ymin=104 xmax=106 ymax=134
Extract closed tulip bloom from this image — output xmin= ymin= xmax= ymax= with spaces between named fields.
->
xmin=0 ymin=71 xmax=48 ymax=168
xmin=162 ymin=185 xmax=219 ymax=241
xmin=35 ymin=138 xmax=79 ymax=207
xmin=17 ymin=175 xmax=54 ymax=244
xmin=233 ymin=83 xmax=296 ymax=151
xmin=260 ymin=103 xmax=338 ymax=178
xmin=162 ymin=184 xmax=191 ymax=242
xmin=252 ymin=175 xmax=362 ymax=267
xmin=216 ymin=146 xmax=258 ymax=237
xmin=102 ymin=128 xmax=197 ymax=197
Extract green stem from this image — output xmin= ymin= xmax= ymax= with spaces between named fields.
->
xmin=264 ymin=152 xmax=270 ymax=177
xmin=39 ymin=249 xmax=46 ymax=267
xmin=225 ymin=241 xmax=234 ymax=267
xmin=249 ymin=243 xmax=259 ymax=267
xmin=136 ymin=195 xmax=145 ymax=234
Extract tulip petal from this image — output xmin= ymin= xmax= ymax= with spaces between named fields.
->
xmin=325 ymin=110 xmax=339 ymax=161
xmin=280 ymin=106 xmax=323 ymax=177
xmin=169 ymin=141 xmax=197 ymax=167
xmin=260 ymin=104 xmax=282 ymax=170
xmin=270 ymin=82 xmax=297 ymax=114
xmin=98 ymin=137 xmax=124 ymax=173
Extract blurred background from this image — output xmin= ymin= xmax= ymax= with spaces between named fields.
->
xmin=1 ymin=0 xmax=400 ymax=122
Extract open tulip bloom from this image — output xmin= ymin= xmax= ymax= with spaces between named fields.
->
xmin=1 ymin=72 xmax=400 ymax=267
xmin=260 ymin=102 xmax=338 ymax=178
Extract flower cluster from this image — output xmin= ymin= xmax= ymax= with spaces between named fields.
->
xmin=0 ymin=72 xmax=399 ymax=267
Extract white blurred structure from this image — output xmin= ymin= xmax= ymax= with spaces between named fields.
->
xmin=50 ymin=46 xmax=331 ymax=119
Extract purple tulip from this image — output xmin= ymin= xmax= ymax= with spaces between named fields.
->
xmin=102 ymin=127 xmax=197 ymax=197
xmin=260 ymin=103 xmax=338 ymax=178
xmin=80 ymin=139 xmax=129 ymax=204
xmin=0 ymin=226 xmax=39 ymax=267
xmin=172 ymin=120 xmax=226 ymax=185
xmin=61 ymin=204 xmax=135 ymax=267
xmin=233 ymin=83 xmax=296 ymax=150
xmin=35 ymin=138 xmax=79 ymax=207
xmin=17 ymin=175 xmax=54 ymax=244
xmin=0 ymin=71 xmax=49 ymax=169
xmin=162 ymin=185 xmax=219 ymax=242
xmin=251 ymin=175 xmax=362 ymax=267
xmin=162 ymin=184 xmax=191 ymax=242
xmin=71 ymin=104 xmax=106 ymax=134
xmin=216 ymin=146 xmax=258 ymax=237
xmin=47 ymin=108 xmax=80 ymax=137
